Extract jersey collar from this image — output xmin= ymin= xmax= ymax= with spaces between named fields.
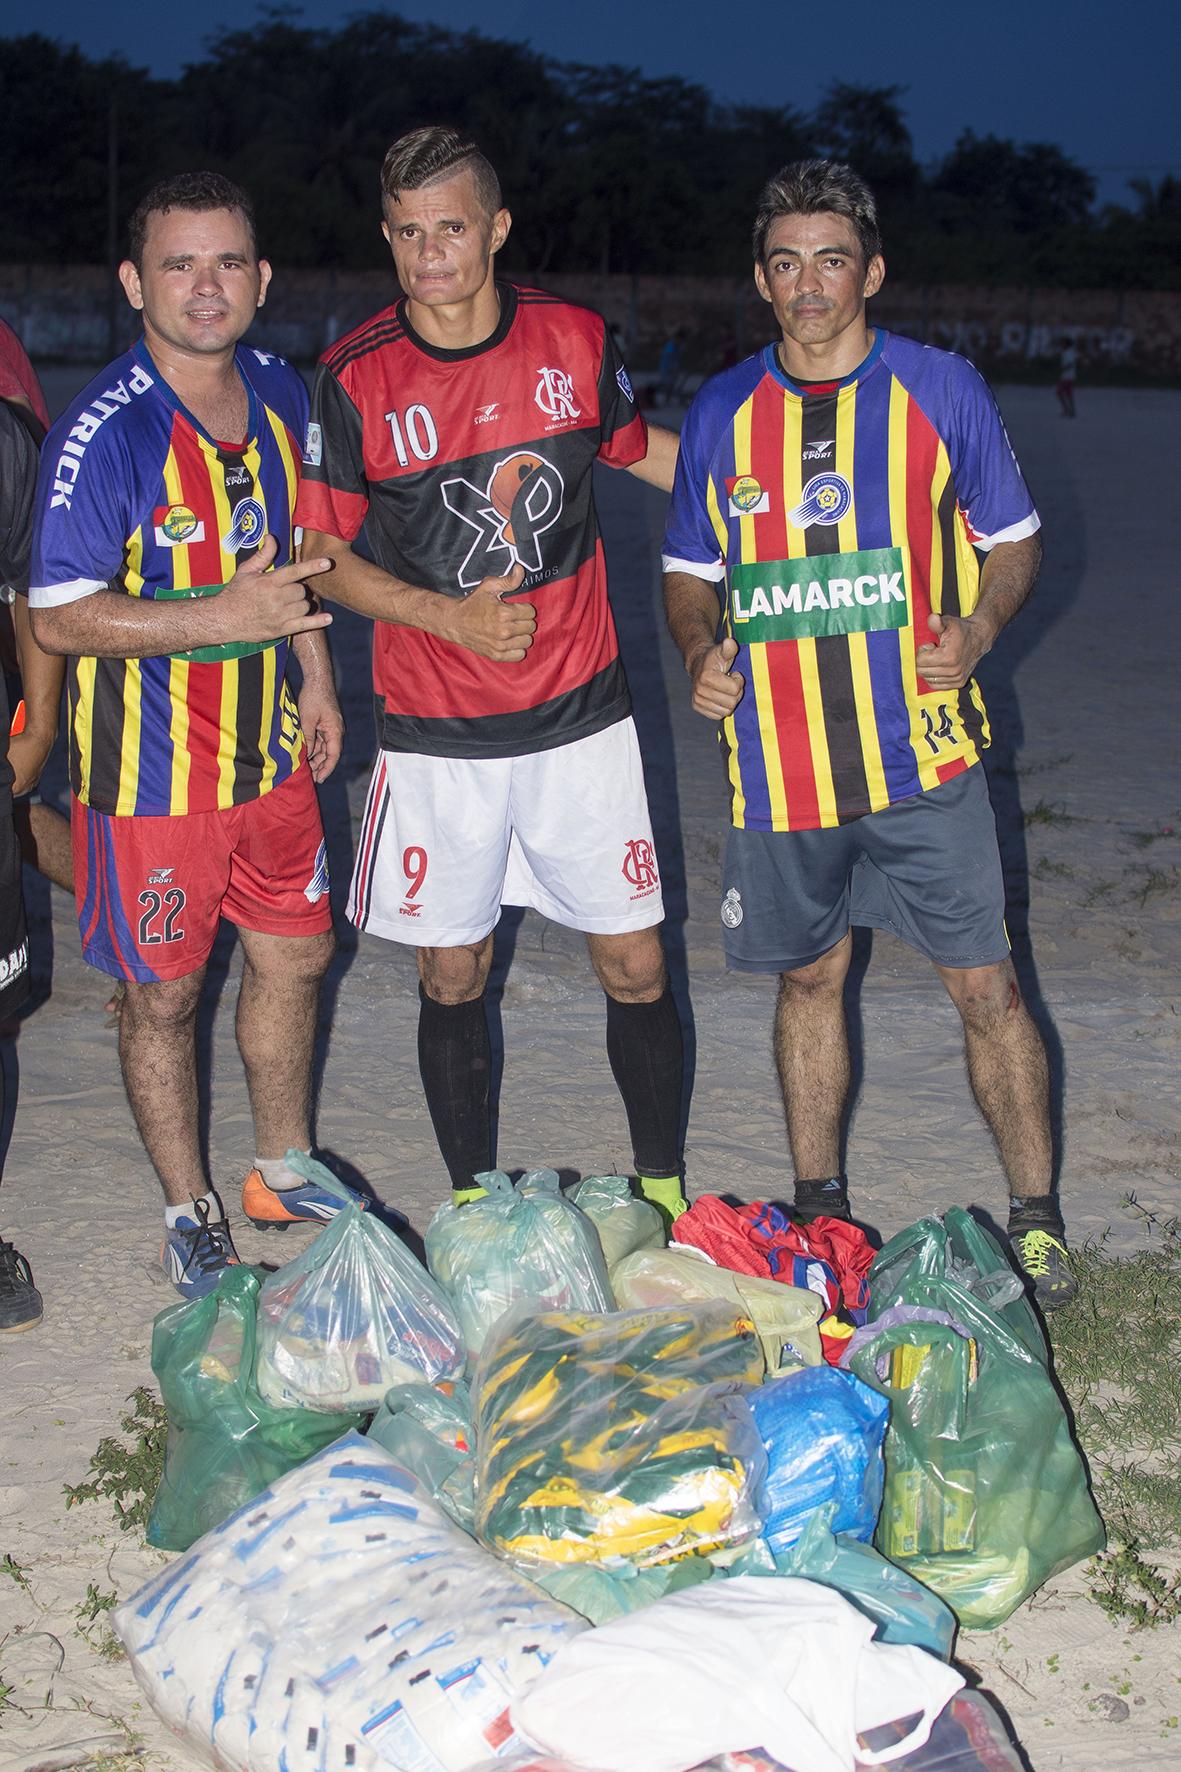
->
xmin=132 ymin=339 xmax=260 ymax=451
xmin=396 ymin=281 xmax=519 ymax=362
xmin=763 ymin=328 xmax=886 ymax=396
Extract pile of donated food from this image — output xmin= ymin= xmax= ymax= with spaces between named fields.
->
xmin=112 ymin=1157 xmax=1105 ymax=1772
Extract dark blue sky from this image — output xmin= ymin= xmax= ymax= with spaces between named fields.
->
xmin=6 ymin=0 xmax=1177 ymax=208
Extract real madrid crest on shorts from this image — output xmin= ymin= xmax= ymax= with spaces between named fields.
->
xmin=788 ymin=472 xmax=852 ymax=528
xmin=720 ymin=886 xmax=744 ymax=928
xmin=222 ymin=497 xmax=267 ymax=553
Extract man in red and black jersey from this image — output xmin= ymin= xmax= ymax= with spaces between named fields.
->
xmin=297 ymin=126 xmax=686 ymax=1219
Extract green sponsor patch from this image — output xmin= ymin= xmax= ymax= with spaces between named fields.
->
xmin=153 ymin=582 xmax=271 ymax=663
xmin=729 ymin=547 xmax=908 ymax=642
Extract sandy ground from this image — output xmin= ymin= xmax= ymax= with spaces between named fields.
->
xmin=1 ymin=374 xmax=1179 ymax=1769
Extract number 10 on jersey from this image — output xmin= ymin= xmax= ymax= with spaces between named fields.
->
xmin=384 ymin=405 xmax=439 ymax=467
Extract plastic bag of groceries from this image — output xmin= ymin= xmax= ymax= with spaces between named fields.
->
xmin=750 ymin=1366 xmax=889 ymax=1554
xmin=474 ymin=1301 xmax=765 ymax=1570
xmin=572 ymin=1174 xmax=665 ymax=1268
xmin=512 ymin=1576 xmax=963 ymax=1772
xmin=846 ymin=1209 xmax=1104 ymax=1629
xmin=114 ymin=1434 xmax=585 ymax=1772
xmin=254 ymin=1154 xmax=463 ymax=1412
xmin=367 ymin=1377 xmax=475 ymax=1528
xmin=779 ymin=1501 xmax=957 ymax=1659
xmin=426 ymin=1170 xmax=614 ymax=1367
xmin=147 ymin=1266 xmax=363 ymax=1552
xmin=612 ymin=1245 xmax=823 ymax=1373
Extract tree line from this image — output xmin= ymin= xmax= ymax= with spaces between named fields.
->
xmin=2 ymin=15 xmax=1178 ymax=288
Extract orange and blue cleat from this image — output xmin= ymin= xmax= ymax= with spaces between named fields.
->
xmin=242 ymin=1166 xmax=363 ymax=1232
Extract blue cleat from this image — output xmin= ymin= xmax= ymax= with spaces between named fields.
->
xmin=162 ymin=1197 xmax=240 ymax=1299
xmin=242 ymin=1165 xmax=362 ymax=1231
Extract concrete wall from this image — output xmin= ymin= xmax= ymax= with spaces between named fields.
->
xmin=1 ymin=263 xmax=1176 ymax=372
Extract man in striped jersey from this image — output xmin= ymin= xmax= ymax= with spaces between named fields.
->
xmin=663 ymin=160 xmax=1074 ymax=1306
xmin=29 ymin=174 xmax=359 ymax=1297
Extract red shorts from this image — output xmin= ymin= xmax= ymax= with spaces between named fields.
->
xmin=72 ymin=767 xmax=332 ymax=982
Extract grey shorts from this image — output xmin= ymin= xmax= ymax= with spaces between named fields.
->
xmin=721 ymin=766 xmax=1010 ymax=973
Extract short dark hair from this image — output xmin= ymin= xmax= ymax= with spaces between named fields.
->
xmin=753 ymin=160 xmax=881 ymax=266
xmin=380 ymin=126 xmax=502 ymax=216
xmin=127 ymin=172 xmax=258 ymax=271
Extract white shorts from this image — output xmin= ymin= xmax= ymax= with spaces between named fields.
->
xmin=348 ymin=718 xmax=665 ymax=947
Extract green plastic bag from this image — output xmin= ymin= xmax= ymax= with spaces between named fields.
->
xmin=426 ymin=1169 xmax=614 ymax=1368
xmin=366 ymin=1378 xmax=476 ymax=1528
xmin=778 ymin=1501 xmax=957 ymax=1658
xmin=848 ymin=1210 xmax=1104 ymax=1629
xmin=573 ymin=1175 xmax=665 ymax=1269
xmin=147 ymin=1266 xmax=363 ymax=1552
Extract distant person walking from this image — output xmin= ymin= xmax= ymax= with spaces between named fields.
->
xmin=1056 ymin=339 xmax=1078 ymax=418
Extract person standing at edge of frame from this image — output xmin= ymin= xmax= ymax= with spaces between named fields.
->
xmin=29 ymin=172 xmax=362 ymax=1299
xmin=662 ymin=158 xmax=1075 ymax=1308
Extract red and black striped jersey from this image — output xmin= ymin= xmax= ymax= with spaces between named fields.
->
xmin=296 ymin=281 xmax=647 ymax=757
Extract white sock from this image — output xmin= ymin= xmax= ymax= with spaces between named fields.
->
xmin=253 ymin=1151 xmax=311 ymax=1191
xmin=165 ymin=1190 xmax=222 ymax=1228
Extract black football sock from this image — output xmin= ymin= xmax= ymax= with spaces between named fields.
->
xmin=793 ymin=1175 xmax=851 ymax=1222
xmin=1007 ymin=1192 xmax=1065 ymax=1237
xmin=417 ymin=985 xmax=493 ymax=1190
xmin=604 ymin=989 xmax=684 ymax=1182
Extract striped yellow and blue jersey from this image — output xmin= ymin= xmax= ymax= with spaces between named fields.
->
xmin=662 ymin=331 xmax=1040 ymax=831
xmin=30 ymin=342 xmax=308 ymax=816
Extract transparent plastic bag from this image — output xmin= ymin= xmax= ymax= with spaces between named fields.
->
xmin=573 ymin=1174 xmax=665 ymax=1268
xmin=778 ymin=1502 xmax=957 ymax=1659
xmin=116 ymin=1434 xmax=584 ymax=1772
xmin=366 ymin=1377 xmax=475 ymax=1528
xmin=254 ymin=1156 xmax=464 ymax=1412
xmin=474 ymin=1301 xmax=766 ymax=1569
xmin=426 ymin=1169 xmax=614 ymax=1367
xmin=612 ymin=1245 xmax=823 ymax=1373
xmin=750 ymin=1366 xmax=889 ymax=1554
xmin=147 ymin=1266 xmax=363 ymax=1552
xmin=849 ymin=1212 xmax=1105 ymax=1629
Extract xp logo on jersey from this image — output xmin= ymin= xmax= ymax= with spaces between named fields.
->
xmin=727 ymin=476 xmax=769 ymax=516
xmin=534 ymin=366 xmax=581 ymax=424
xmin=154 ymin=504 xmax=205 ymax=547
xmin=304 ymin=841 xmax=329 ymax=904
xmin=441 ymin=452 xmax=566 ymax=589
xmin=222 ymin=497 xmax=267 ymax=553
xmin=788 ymin=472 xmax=852 ymax=528
xmin=622 ymin=838 xmax=659 ymax=895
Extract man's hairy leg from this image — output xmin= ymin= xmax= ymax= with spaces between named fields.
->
xmin=236 ymin=927 xmax=335 ymax=1159
xmin=118 ymin=969 xmax=208 ymax=1205
xmin=774 ymin=932 xmax=853 ymax=1179
xmin=936 ymin=956 xmax=1052 ymax=1196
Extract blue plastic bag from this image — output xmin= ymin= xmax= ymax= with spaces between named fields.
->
xmin=750 ymin=1366 xmax=889 ymax=1553
xmin=779 ymin=1502 xmax=957 ymax=1658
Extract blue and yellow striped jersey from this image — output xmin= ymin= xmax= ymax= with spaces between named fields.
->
xmin=30 ymin=342 xmax=308 ymax=816
xmin=663 ymin=331 xmax=1039 ymax=831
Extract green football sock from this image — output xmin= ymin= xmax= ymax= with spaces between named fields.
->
xmin=637 ymin=1173 xmax=688 ymax=1228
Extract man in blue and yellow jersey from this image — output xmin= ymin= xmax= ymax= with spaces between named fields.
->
xmin=664 ymin=160 xmax=1074 ymax=1307
xmin=29 ymin=173 xmax=360 ymax=1298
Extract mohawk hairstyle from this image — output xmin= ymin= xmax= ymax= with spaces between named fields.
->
xmin=380 ymin=125 xmax=502 ymax=216
xmin=127 ymin=171 xmax=258 ymax=271
xmin=752 ymin=159 xmax=881 ymax=266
